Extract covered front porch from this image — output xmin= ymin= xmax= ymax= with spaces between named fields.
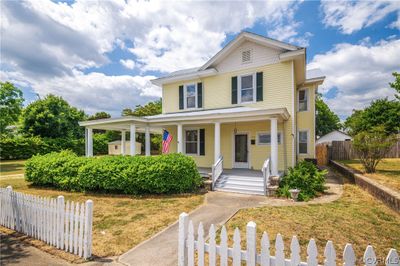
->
xmin=79 ymin=106 xmax=291 ymax=194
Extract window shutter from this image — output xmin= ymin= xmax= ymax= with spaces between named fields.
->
xmin=179 ymin=85 xmax=184 ymax=110
xmin=199 ymin=129 xmax=205 ymax=155
xmin=197 ymin=82 xmax=203 ymax=108
xmin=256 ymin=72 xmax=263 ymax=101
xmin=231 ymin=76 xmax=238 ymax=104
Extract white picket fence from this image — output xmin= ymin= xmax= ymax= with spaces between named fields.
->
xmin=0 ymin=186 xmax=93 ymax=259
xmin=178 ymin=213 xmax=400 ymax=266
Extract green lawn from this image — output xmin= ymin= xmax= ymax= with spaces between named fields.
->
xmin=0 ymin=160 xmax=26 ymax=176
xmin=341 ymin=158 xmax=400 ymax=192
xmin=224 ymin=184 xmax=400 ymax=264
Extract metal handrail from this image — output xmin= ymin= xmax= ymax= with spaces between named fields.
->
xmin=211 ymin=156 xmax=223 ymax=190
xmin=261 ymin=158 xmax=271 ymax=196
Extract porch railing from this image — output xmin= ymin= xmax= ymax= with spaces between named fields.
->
xmin=211 ymin=156 xmax=223 ymax=190
xmin=261 ymin=158 xmax=271 ymax=196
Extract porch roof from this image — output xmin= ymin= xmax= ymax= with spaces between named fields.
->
xmin=79 ymin=106 xmax=290 ymax=130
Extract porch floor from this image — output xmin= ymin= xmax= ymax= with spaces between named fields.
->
xmin=198 ymin=167 xmax=263 ymax=178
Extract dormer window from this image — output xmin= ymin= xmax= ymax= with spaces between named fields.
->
xmin=242 ymin=49 xmax=252 ymax=63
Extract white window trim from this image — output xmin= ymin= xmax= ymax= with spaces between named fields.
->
xmin=184 ymin=128 xmax=200 ymax=156
xmin=238 ymin=73 xmax=256 ymax=104
xmin=298 ymin=88 xmax=309 ymax=112
xmin=256 ymin=131 xmax=282 ymax=146
xmin=184 ymin=83 xmax=197 ymax=110
xmin=298 ymin=130 xmax=309 ymax=155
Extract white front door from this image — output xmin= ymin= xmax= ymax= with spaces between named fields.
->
xmin=233 ymin=133 xmax=249 ymax=168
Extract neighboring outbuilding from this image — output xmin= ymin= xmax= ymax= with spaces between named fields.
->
xmin=316 ymin=130 xmax=352 ymax=145
xmin=108 ymin=141 xmax=142 ymax=155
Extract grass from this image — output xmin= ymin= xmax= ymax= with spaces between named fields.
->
xmin=0 ymin=177 xmax=205 ymax=258
xmin=341 ymin=158 xmax=400 ymax=192
xmin=0 ymin=160 xmax=26 ymax=176
xmin=223 ymin=184 xmax=400 ymax=264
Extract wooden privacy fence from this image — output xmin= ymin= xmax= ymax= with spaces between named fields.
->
xmin=0 ymin=186 xmax=93 ymax=259
xmin=178 ymin=213 xmax=399 ymax=266
xmin=328 ymin=140 xmax=400 ymax=161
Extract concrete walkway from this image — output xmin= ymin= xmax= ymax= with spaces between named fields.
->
xmin=0 ymin=233 xmax=71 ymax=266
xmin=118 ymin=192 xmax=266 ymax=266
xmin=118 ymin=166 xmax=343 ymax=266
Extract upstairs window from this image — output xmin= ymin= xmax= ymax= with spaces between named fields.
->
xmin=185 ymin=84 xmax=197 ymax=109
xmin=239 ymin=74 xmax=255 ymax=103
xmin=298 ymin=89 xmax=308 ymax=111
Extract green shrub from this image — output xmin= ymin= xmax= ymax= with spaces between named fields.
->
xmin=25 ymin=152 xmax=202 ymax=194
xmin=0 ymin=134 xmax=109 ymax=160
xmin=277 ymin=161 xmax=327 ymax=201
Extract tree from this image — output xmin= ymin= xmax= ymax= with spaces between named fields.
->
xmin=344 ymin=98 xmax=400 ymax=136
xmin=0 ymin=82 xmax=24 ymax=134
xmin=22 ymin=94 xmax=85 ymax=138
xmin=88 ymin=111 xmax=111 ymax=120
xmin=122 ymin=99 xmax=162 ymax=153
xmin=315 ymin=94 xmax=341 ymax=137
xmin=389 ymin=72 xmax=400 ymax=100
xmin=122 ymin=99 xmax=162 ymax=117
xmin=353 ymin=126 xmax=396 ymax=173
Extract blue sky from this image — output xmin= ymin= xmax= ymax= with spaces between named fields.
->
xmin=1 ymin=1 xmax=399 ymax=119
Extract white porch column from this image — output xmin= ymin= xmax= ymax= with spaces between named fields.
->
xmin=177 ymin=124 xmax=183 ymax=153
xmin=129 ymin=124 xmax=136 ymax=156
xmin=121 ymin=130 xmax=126 ymax=155
xmin=86 ymin=127 xmax=93 ymax=157
xmin=145 ymin=126 xmax=151 ymax=156
xmin=214 ymin=122 xmax=221 ymax=163
xmin=270 ymin=118 xmax=278 ymax=176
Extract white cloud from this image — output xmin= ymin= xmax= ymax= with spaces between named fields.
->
xmin=389 ymin=12 xmax=400 ymax=29
xmin=120 ymin=59 xmax=136 ymax=70
xmin=321 ymin=1 xmax=400 ymax=34
xmin=0 ymin=0 xmax=307 ymax=114
xmin=309 ymin=38 xmax=400 ymax=118
xmin=0 ymin=70 xmax=161 ymax=116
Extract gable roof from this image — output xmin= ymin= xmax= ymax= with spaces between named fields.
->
xmin=151 ymin=31 xmax=308 ymax=86
xmin=199 ymin=31 xmax=302 ymax=71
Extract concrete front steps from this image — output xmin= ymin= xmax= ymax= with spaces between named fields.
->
xmin=214 ymin=174 xmax=265 ymax=195
xmin=213 ymin=174 xmax=280 ymax=196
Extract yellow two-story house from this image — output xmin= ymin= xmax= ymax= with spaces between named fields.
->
xmin=80 ymin=32 xmax=325 ymax=195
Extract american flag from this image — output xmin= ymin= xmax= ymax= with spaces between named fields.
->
xmin=162 ymin=130 xmax=173 ymax=153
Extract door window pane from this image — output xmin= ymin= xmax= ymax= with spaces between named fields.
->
xmin=235 ymin=134 xmax=248 ymax=162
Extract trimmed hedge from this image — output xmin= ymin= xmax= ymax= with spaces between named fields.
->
xmin=0 ymin=134 xmax=109 ymax=160
xmin=25 ymin=151 xmax=202 ymax=194
xmin=277 ymin=161 xmax=327 ymax=201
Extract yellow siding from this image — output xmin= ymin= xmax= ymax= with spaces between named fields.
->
xmin=162 ymin=61 xmax=296 ymax=169
xmin=165 ymin=121 xmax=288 ymax=171
xmin=296 ymin=84 xmax=316 ymax=159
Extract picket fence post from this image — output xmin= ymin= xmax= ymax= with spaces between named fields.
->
xmin=178 ymin=212 xmax=189 ymax=266
xmin=0 ymin=189 xmax=93 ymax=259
xmin=177 ymin=213 xmax=400 ymax=266
xmin=83 ymin=199 xmax=93 ymax=259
